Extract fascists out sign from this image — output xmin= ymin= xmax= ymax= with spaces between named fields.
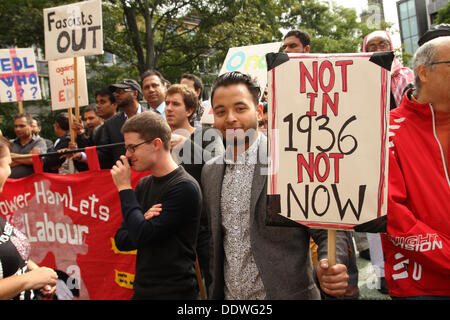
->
xmin=0 ymin=48 xmax=42 ymax=103
xmin=43 ymin=0 xmax=103 ymax=60
xmin=0 ymin=149 xmax=149 ymax=299
xmin=267 ymin=52 xmax=391 ymax=230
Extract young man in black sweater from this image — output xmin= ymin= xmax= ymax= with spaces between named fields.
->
xmin=111 ymin=111 xmax=202 ymax=299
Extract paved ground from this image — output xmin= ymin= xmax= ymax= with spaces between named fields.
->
xmin=356 ymin=255 xmax=391 ymax=300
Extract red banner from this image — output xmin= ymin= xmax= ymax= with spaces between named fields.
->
xmin=0 ymin=147 xmax=149 ymax=299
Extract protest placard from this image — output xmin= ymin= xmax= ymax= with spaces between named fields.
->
xmin=201 ymin=42 xmax=282 ymax=124
xmin=48 ymin=57 xmax=88 ymax=111
xmin=267 ymin=52 xmax=391 ymax=232
xmin=0 ymin=48 xmax=42 ymax=106
xmin=43 ymin=0 xmax=103 ymax=61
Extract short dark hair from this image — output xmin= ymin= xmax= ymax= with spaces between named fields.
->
xmin=95 ymin=88 xmax=116 ymax=103
xmin=83 ymin=104 xmax=99 ymax=115
xmin=211 ymin=71 xmax=261 ymax=107
xmin=32 ymin=117 xmax=42 ymax=127
xmin=14 ymin=113 xmax=33 ymax=125
xmin=181 ymin=73 xmax=204 ymax=97
xmin=55 ymin=112 xmax=69 ymax=131
xmin=121 ymin=111 xmax=171 ymax=150
xmin=166 ymin=84 xmax=198 ymax=121
xmin=284 ymin=30 xmax=311 ymax=47
xmin=141 ymin=70 xmax=167 ymax=87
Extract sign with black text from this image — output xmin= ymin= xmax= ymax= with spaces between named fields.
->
xmin=267 ymin=53 xmax=389 ymax=230
xmin=43 ymin=0 xmax=103 ymax=60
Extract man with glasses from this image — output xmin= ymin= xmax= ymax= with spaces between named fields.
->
xmin=363 ymin=30 xmax=414 ymax=110
xmin=111 ymin=111 xmax=202 ymax=299
xmin=94 ymin=79 xmax=146 ymax=168
xmin=381 ymin=36 xmax=450 ymax=299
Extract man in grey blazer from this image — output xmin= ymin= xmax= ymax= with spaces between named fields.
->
xmin=201 ymin=72 xmax=349 ymax=300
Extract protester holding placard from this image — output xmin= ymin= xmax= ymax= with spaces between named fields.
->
xmin=382 ymin=36 xmax=450 ymax=300
xmin=0 ymin=136 xmax=58 ymax=300
xmin=202 ymin=71 xmax=349 ymax=299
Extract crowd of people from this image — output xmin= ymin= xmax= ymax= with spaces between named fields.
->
xmin=0 ymin=25 xmax=449 ymax=300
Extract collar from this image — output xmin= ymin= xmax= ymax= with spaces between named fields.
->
xmin=224 ymin=131 xmax=261 ymax=165
xmin=124 ymin=103 xmax=143 ymax=120
xmin=13 ymin=135 xmax=36 ymax=146
xmin=154 ymin=101 xmax=166 ymax=118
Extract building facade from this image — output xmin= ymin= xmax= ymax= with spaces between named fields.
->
xmin=397 ymin=0 xmax=448 ymax=54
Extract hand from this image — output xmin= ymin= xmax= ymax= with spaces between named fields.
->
xmin=72 ymin=118 xmax=85 ymax=135
xmin=24 ymin=267 xmax=58 ymax=291
xmin=110 ymin=155 xmax=132 ymax=191
xmin=316 ymin=259 xmax=348 ymax=297
xmin=144 ymin=204 xmax=162 ymax=220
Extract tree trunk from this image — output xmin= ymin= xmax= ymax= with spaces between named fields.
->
xmin=143 ymin=0 xmax=156 ymax=72
xmin=122 ymin=1 xmax=146 ymax=75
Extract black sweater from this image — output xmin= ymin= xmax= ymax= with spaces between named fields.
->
xmin=114 ymin=166 xmax=202 ymax=299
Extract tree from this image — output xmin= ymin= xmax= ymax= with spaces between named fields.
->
xmin=435 ymin=2 xmax=450 ymax=24
xmin=281 ymin=0 xmax=391 ymax=53
xmin=102 ymin=0 xmax=287 ymax=82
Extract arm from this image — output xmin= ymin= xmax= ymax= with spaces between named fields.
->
xmin=119 ymin=180 xmax=200 ymax=248
xmin=386 ymin=146 xmax=450 ymax=275
xmin=0 ymin=266 xmax=57 ymax=300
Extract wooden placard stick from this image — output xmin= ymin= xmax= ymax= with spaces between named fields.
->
xmin=18 ymin=100 xmax=23 ymax=113
xmin=67 ymin=107 xmax=75 ymax=143
xmin=73 ymin=57 xmax=80 ymax=122
xmin=328 ymin=229 xmax=337 ymax=266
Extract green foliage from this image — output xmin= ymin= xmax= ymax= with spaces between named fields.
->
xmin=435 ymin=2 xmax=450 ymax=24
xmin=0 ymin=0 xmax=405 ymax=133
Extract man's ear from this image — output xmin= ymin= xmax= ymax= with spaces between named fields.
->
xmin=187 ymin=107 xmax=195 ymax=119
xmin=304 ymin=45 xmax=311 ymax=53
xmin=152 ymin=138 xmax=163 ymax=151
xmin=417 ymin=64 xmax=429 ymax=84
xmin=256 ymin=103 xmax=263 ymax=122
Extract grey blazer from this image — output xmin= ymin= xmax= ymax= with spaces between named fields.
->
xmin=201 ymin=133 xmax=349 ymax=300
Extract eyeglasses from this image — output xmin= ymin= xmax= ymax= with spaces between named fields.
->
xmin=429 ymin=60 xmax=450 ymax=65
xmin=367 ymin=41 xmax=390 ymax=52
xmin=114 ymin=88 xmax=135 ymax=95
xmin=124 ymin=139 xmax=154 ymax=153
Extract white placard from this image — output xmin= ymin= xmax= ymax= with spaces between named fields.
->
xmin=267 ymin=53 xmax=390 ymax=230
xmin=0 ymin=48 xmax=42 ymax=103
xmin=48 ymin=57 xmax=88 ymax=110
xmin=44 ymin=0 xmax=103 ymax=60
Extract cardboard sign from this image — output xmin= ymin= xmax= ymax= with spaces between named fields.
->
xmin=43 ymin=0 xmax=103 ymax=60
xmin=201 ymin=42 xmax=282 ymax=124
xmin=48 ymin=57 xmax=88 ymax=110
xmin=0 ymin=48 xmax=42 ymax=103
xmin=267 ymin=53 xmax=390 ymax=230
